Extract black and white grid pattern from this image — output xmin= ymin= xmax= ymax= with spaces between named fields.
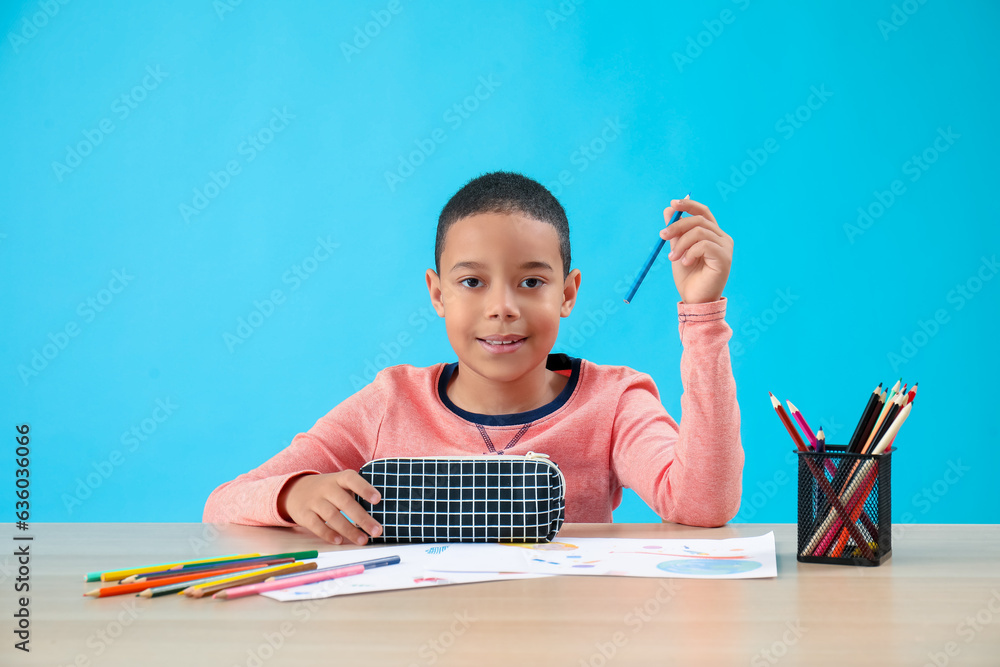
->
xmin=357 ymin=457 xmax=565 ymax=543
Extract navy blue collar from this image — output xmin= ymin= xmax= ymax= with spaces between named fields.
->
xmin=437 ymin=353 xmax=581 ymax=426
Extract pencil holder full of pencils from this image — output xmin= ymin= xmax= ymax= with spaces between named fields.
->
xmin=796 ymin=445 xmax=893 ymax=566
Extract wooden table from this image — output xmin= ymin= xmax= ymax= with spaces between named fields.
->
xmin=8 ymin=523 xmax=999 ymax=666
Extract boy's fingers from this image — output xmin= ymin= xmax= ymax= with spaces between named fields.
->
xmin=665 ymin=227 xmax=725 ymax=259
xmin=301 ymin=512 xmax=347 ymax=545
xmin=330 ymin=488 xmax=383 ymax=540
xmin=680 ymin=239 xmax=728 ymax=267
xmin=337 ymin=469 xmax=381 ymax=504
xmin=320 ymin=509 xmax=372 ymax=546
xmin=668 ymin=197 xmax=716 ymax=223
xmin=662 ymin=214 xmax=725 ymax=240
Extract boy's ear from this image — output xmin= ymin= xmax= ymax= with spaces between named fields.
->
xmin=560 ymin=269 xmax=582 ymax=318
xmin=426 ymin=269 xmax=445 ymax=317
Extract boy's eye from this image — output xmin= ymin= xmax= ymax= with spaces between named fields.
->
xmin=459 ymin=277 xmax=544 ymax=289
xmin=460 ymin=278 xmax=482 ymax=288
xmin=521 ymin=278 xmax=543 ymax=288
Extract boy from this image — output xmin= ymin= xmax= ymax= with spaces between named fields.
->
xmin=204 ymin=171 xmax=742 ymax=545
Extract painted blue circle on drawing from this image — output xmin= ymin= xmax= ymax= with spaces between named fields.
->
xmin=655 ymin=559 xmax=762 ymax=575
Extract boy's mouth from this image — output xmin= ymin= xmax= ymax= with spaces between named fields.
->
xmin=477 ymin=335 xmax=527 ymax=353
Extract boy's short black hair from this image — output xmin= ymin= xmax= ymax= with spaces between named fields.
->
xmin=436 ymin=171 xmax=571 ymax=279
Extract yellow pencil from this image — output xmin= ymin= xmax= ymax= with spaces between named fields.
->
xmin=89 ymin=553 xmax=261 ymax=582
xmin=182 ymin=562 xmax=311 ymax=596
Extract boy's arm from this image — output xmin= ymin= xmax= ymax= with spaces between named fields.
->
xmin=610 ymin=298 xmax=743 ymax=527
xmin=202 ymin=378 xmax=386 ymax=527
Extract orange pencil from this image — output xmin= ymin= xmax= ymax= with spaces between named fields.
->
xmin=122 ymin=558 xmax=296 ymax=584
xmin=83 ymin=564 xmax=267 ymax=598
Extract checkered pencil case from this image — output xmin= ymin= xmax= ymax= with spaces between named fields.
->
xmin=356 ymin=452 xmax=566 ymax=543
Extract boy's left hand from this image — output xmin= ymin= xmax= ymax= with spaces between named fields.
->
xmin=659 ymin=198 xmax=733 ymax=304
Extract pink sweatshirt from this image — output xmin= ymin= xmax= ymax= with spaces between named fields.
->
xmin=203 ymin=298 xmax=743 ymax=527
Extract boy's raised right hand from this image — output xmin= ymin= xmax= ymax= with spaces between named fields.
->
xmin=277 ymin=471 xmax=382 ymax=545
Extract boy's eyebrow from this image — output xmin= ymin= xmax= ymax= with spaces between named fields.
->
xmin=450 ymin=260 xmax=554 ymax=273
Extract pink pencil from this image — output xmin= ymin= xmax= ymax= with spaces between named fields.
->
xmin=787 ymin=401 xmax=819 ymax=450
xmin=214 ymin=565 xmax=365 ymax=599
xmin=212 ymin=555 xmax=401 ymax=600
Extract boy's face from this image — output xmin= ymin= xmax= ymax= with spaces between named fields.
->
xmin=426 ymin=212 xmax=581 ymax=384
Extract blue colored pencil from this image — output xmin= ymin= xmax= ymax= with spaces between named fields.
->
xmin=624 ymin=193 xmax=690 ymax=304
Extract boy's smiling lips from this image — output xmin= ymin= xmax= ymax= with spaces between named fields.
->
xmin=477 ymin=334 xmax=527 ymax=343
xmin=477 ymin=334 xmax=528 ymax=354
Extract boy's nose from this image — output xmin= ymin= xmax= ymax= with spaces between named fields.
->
xmin=485 ymin=285 xmax=519 ymax=320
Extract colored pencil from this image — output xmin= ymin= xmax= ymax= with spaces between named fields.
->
xmin=787 ymin=400 xmax=820 ymax=451
xmin=860 ymin=392 xmax=901 ymax=454
xmin=827 ymin=402 xmax=913 ymax=557
xmin=185 ymin=562 xmax=317 ymax=598
xmin=852 ymin=390 xmax=885 ymax=453
xmin=83 ymin=564 xmax=268 ymax=598
xmin=624 ymin=193 xmax=690 ymax=304
xmin=770 ymin=393 xmax=875 ymax=560
xmin=213 ymin=556 xmax=401 ymax=600
xmin=121 ymin=550 xmax=319 ymax=581
xmin=867 ymin=394 xmax=903 ymax=453
xmin=122 ymin=557 xmax=297 ymax=584
xmin=809 ymin=395 xmax=913 ymax=556
xmin=138 ymin=562 xmax=307 ymax=598
xmin=88 ymin=553 xmax=261 ymax=583
xmin=846 ymin=384 xmax=881 ymax=453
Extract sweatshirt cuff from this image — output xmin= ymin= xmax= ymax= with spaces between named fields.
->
xmin=677 ymin=296 xmax=727 ymax=323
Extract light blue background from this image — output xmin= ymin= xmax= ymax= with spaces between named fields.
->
xmin=2 ymin=1 xmax=997 ymax=524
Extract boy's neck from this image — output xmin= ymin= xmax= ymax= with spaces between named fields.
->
xmin=446 ymin=361 xmax=569 ymax=416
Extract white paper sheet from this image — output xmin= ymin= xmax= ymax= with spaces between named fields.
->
xmin=259 ymin=533 xmax=777 ymax=601
xmin=260 ymin=544 xmax=549 ymax=602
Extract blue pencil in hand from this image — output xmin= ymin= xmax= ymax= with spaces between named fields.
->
xmin=624 ymin=193 xmax=690 ymax=304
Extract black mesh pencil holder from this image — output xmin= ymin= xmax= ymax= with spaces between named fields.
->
xmin=796 ymin=445 xmax=893 ymax=566
xmin=356 ymin=454 xmax=566 ymax=543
